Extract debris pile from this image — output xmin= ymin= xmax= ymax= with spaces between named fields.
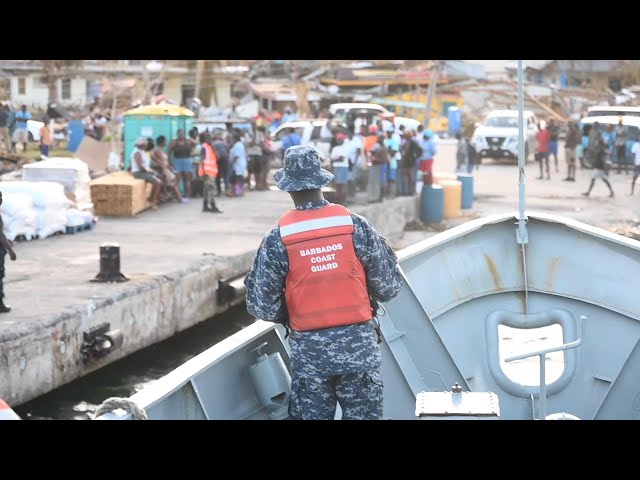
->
xmin=0 ymin=153 xmax=30 ymax=177
xmin=445 ymin=79 xmax=617 ymax=125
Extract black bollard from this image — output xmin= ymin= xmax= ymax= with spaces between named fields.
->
xmin=91 ymin=243 xmax=129 ymax=283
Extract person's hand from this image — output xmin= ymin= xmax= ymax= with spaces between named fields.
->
xmin=9 ymin=252 xmax=16 ymax=261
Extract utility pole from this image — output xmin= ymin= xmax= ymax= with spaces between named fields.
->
xmin=195 ymin=60 xmax=205 ymax=100
xmin=423 ymin=61 xmax=442 ymax=129
xmin=292 ymin=60 xmax=311 ymax=117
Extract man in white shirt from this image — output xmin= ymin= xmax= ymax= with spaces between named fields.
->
xmin=629 ymin=138 xmax=640 ymax=195
xmin=343 ymin=129 xmax=363 ymax=199
xmin=353 ymin=111 xmax=368 ymax=134
xmin=330 ymin=133 xmax=349 ymax=205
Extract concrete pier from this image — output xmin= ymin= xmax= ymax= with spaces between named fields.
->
xmin=3 ymin=140 xmax=639 ymax=407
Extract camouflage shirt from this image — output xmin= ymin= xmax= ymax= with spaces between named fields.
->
xmin=244 ymin=199 xmax=403 ymax=377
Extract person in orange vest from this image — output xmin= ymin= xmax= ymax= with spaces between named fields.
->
xmin=198 ymin=133 xmax=222 ymax=214
xmin=244 ymin=145 xmax=403 ymax=420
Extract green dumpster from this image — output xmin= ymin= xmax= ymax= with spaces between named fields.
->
xmin=123 ymin=104 xmax=195 ymax=170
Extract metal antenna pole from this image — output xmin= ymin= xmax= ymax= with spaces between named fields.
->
xmin=516 ymin=60 xmax=529 ymax=313
xmin=517 ymin=60 xmax=528 ymax=240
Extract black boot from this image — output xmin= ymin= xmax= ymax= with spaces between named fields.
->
xmin=209 ymin=203 xmax=223 ymax=214
xmin=202 ymin=198 xmax=212 ymax=212
xmin=0 ymin=302 xmax=11 ymax=313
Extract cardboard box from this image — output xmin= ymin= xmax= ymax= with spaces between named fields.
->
xmin=90 ymin=171 xmax=151 ymax=217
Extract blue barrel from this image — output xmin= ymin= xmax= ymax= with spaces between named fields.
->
xmin=421 ymin=184 xmax=444 ymax=223
xmin=457 ymin=173 xmax=474 ymax=209
xmin=67 ymin=120 xmax=85 ymax=152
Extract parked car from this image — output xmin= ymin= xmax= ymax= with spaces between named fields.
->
xmin=471 ymin=109 xmax=539 ymax=162
xmin=268 ymin=119 xmax=332 ymax=167
xmin=328 ymin=102 xmax=395 ymax=132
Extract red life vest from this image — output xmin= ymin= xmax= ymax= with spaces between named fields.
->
xmin=278 ymin=203 xmax=372 ymax=332
xmin=198 ymin=143 xmax=219 ymax=177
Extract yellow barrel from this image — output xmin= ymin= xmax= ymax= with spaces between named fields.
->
xmin=433 ymin=172 xmax=458 ymax=184
xmin=439 ymin=180 xmax=462 ymax=219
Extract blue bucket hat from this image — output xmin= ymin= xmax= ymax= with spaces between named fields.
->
xmin=273 ymin=145 xmax=334 ymax=192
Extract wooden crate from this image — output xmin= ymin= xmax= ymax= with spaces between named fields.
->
xmin=90 ymin=171 xmax=152 ymax=217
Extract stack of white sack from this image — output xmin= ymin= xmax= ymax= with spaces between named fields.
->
xmin=0 ymin=181 xmax=70 ymax=239
xmin=0 ymin=192 xmax=37 ymax=241
xmin=66 ymin=208 xmax=93 ymax=228
xmin=22 ymin=157 xmax=93 ymax=211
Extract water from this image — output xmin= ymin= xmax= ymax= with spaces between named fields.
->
xmin=13 ymin=304 xmax=255 ymax=420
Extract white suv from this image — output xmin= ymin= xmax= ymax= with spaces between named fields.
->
xmin=472 ymin=110 xmax=539 ymax=162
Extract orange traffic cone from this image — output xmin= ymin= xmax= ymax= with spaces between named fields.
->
xmin=0 ymin=399 xmax=21 ymax=420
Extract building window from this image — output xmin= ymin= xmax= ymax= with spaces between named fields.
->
xmin=34 ymin=76 xmax=47 ymax=88
xmin=61 ymin=78 xmax=71 ymax=100
xmin=18 ymin=77 xmax=26 ymax=95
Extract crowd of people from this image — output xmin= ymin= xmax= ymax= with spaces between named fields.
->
xmin=0 ymin=104 xmax=55 ymax=156
xmin=533 ymin=117 xmax=640 ymax=198
xmin=129 ymin=121 xmax=274 ymax=212
xmin=325 ymin=121 xmax=439 ymax=205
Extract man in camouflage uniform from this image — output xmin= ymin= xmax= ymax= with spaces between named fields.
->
xmin=244 ymin=145 xmax=403 ymax=420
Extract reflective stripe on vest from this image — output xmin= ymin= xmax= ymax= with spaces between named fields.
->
xmin=279 ymin=204 xmax=354 ymax=245
xmin=198 ymin=143 xmax=219 ymax=177
xmin=278 ymin=203 xmax=372 ymax=331
xmin=0 ymin=399 xmax=21 ymax=420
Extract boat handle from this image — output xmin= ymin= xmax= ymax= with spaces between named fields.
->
xmin=504 ymin=338 xmax=582 ymax=363
xmin=505 ymin=338 xmax=582 ymax=420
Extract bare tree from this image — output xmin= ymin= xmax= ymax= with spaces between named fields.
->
xmin=39 ymin=60 xmax=82 ymax=104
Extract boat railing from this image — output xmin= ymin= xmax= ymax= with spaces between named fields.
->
xmin=505 ymin=338 xmax=583 ymax=420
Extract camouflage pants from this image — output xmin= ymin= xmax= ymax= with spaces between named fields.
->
xmin=289 ymin=369 xmax=383 ymax=420
xmin=203 ymin=175 xmax=217 ymax=205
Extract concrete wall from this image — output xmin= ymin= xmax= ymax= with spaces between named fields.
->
xmin=10 ymin=74 xmax=87 ymax=109
xmin=164 ymin=76 xmax=182 ymax=105
xmin=0 ymin=196 xmax=419 ymax=407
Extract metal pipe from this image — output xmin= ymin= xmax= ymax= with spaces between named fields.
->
xmin=504 ymin=338 xmax=583 ymax=363
xmin=538 ymin=353 xmax=546 ymax=420
xmin=521 ymin=243 xmax=528 ymax=315
xmin=505 ymin=337 xmax=582 ymax=420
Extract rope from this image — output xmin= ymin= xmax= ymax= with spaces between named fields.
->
xmin=93 ymin=397 xmax=148 ymax=420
